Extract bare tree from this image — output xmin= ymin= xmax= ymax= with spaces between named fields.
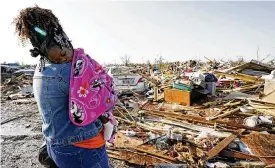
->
xmin=120 ymin=54 xmax=131 ymax=66
xmin=154 ymin=55 xmax=165 ymax=71
xmin=146 ymin=59 xmax=150 ymax=65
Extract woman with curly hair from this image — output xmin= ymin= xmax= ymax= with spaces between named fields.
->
xmin=13 ymin=5 xmax=111 ymax=168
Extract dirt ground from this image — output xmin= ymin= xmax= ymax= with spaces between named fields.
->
xmin=0 ymin=99 xmax=130 ymax=168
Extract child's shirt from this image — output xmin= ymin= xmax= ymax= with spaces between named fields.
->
xmin=74 ymin=128 xmax=106 ymax=148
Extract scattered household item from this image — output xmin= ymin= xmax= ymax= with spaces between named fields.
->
xmin=120 ymin=130 xmax=136 ymax=137
xmin=244 ymin=116 xmax=273 ymax=128
xmin=240 ymin=106 xmax=255 ymax=113
xmin=164 ymin=88 xmax=191 ymax=106
xmin=173 ymin=81 xmax=193 ymax=91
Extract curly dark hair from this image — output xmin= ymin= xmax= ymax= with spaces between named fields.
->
xmin=13 ymin=5 xmax=59 ymax=47
xmin=13 ymin=5 xmax=73 ymax=71
xmin=13 ymin=5 xmax=72 ymax=57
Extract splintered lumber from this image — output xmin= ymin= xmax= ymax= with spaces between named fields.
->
xmin=220 ymin=84 xmax=259 ymax=93
xmin=206 ymin=129 xmax=245 ymax=160
xmin=118 ymin=105 xmax=135 ymax=121
xmin=248 ymin=100 xmax=275 ymax=117
xmin=145 ymin=110 xmax=239 ymax=129
xmin=146 ymin=110 xmax=274 ymax=132
xmin=148 ymin=111 xmax=218 ymax=129
xmin=139 ymin=100 xmax=149 ymax=109
xmin=266 ymin=164 xmax=275 ymax=168
xmin=140 ymin=109 xmax=272 ymax=132
xmin=219 ymin=150 xmax=260 ymax=161
xmin=137 ymin=71 xmax=160 ymax=86
xmin=240 ymin=161 xmax=266 ymax=168
xmin=213 ymin=71 xmax=264 ymax=83
xmin=114 ymin=107 xmax=131 ymax=121
xmin=115 ymin=116 xmax=163 ymax=134
xmin=114 ymin=132 xmax=143 ymax=148
xmin=207 ymin=107 xmax=240 ymax=121
xmin=107 ymin=149 xmax=176 ymax=165
xmin=132 ymin=147 xmax=179 ymax=163
xmin=249 ymin=99 xmax=275 ymax=108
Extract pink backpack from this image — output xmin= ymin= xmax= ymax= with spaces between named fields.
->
xmin=69 ymin=48 xmax=118 ymax=126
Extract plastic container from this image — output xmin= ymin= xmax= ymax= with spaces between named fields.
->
xmin=240 ymin=106 xmax=254 ymax=113
xmin=244 ymin=116 xmax=261 ymax=128
xmin=173 ymin=82 xmax=192 ymax=91
xmin=206 ymin=82 xmax=216 ymax=95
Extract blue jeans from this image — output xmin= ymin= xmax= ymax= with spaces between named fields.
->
xmin=33 ymin=62 xmax=102 ymax=146
xmin=47 ymin=143 xmax=109 ymax=168
xmin=33 ymin=62 xmax=108 ymax=167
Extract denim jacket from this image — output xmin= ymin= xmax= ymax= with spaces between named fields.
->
xmin=33 ymin=62 xmax=102 ymax=146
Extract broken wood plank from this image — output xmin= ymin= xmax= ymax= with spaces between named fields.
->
xmin=136 ymin=71 xmax=161 ymax=86
xmin=145 ymin=110 xmax=238 ymax=129
xmin=137 ymin=135 xmax=166 ymax=146
xmin=219 ymin=150 xmax=260 ymax=161
xmin=115 ymin=116 xmax=163 ymax=134
xmin=139 ymin=100 xmax=149 ymax=109
xmin=207 ymin=107 xmax=240 ymax=121
xmin=114 ymin=107 xmax=131 ymax=121
xmin=143 ymin=110 xmax=272 ymax=132
xmin=220 ymin=85 xmax=260 ymax=93
xmin=240 ymin=161 xmax=266 ymax=168
xmin=214 ymin=71 xmax=264 ymax=83
xmin=206 ymin=129 xmax=245 ymax=160
xmin=114 ymin=132 xmax=143 ymax=148
xmin=132 ymin=147 xmax=179 ymax=163
xmin=118 ymin=105 xmax=135 ymax=121
xmin=107 ymin=149 xmax=176 ymax=165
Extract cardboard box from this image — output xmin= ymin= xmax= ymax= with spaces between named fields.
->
xmin=164 ymin=88 xmax=191 ymax=106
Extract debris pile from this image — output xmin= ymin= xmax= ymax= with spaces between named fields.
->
xmin=1 ymin=73 xmax=34 ymax=102
xmin=107 ymin=59 xmax=275 ymax=167
xmin=1 ymin=59 xmax=275 ymax=167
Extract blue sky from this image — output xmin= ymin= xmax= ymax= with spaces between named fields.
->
xmin=1 ymin=1 xmax=275 ymax=65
